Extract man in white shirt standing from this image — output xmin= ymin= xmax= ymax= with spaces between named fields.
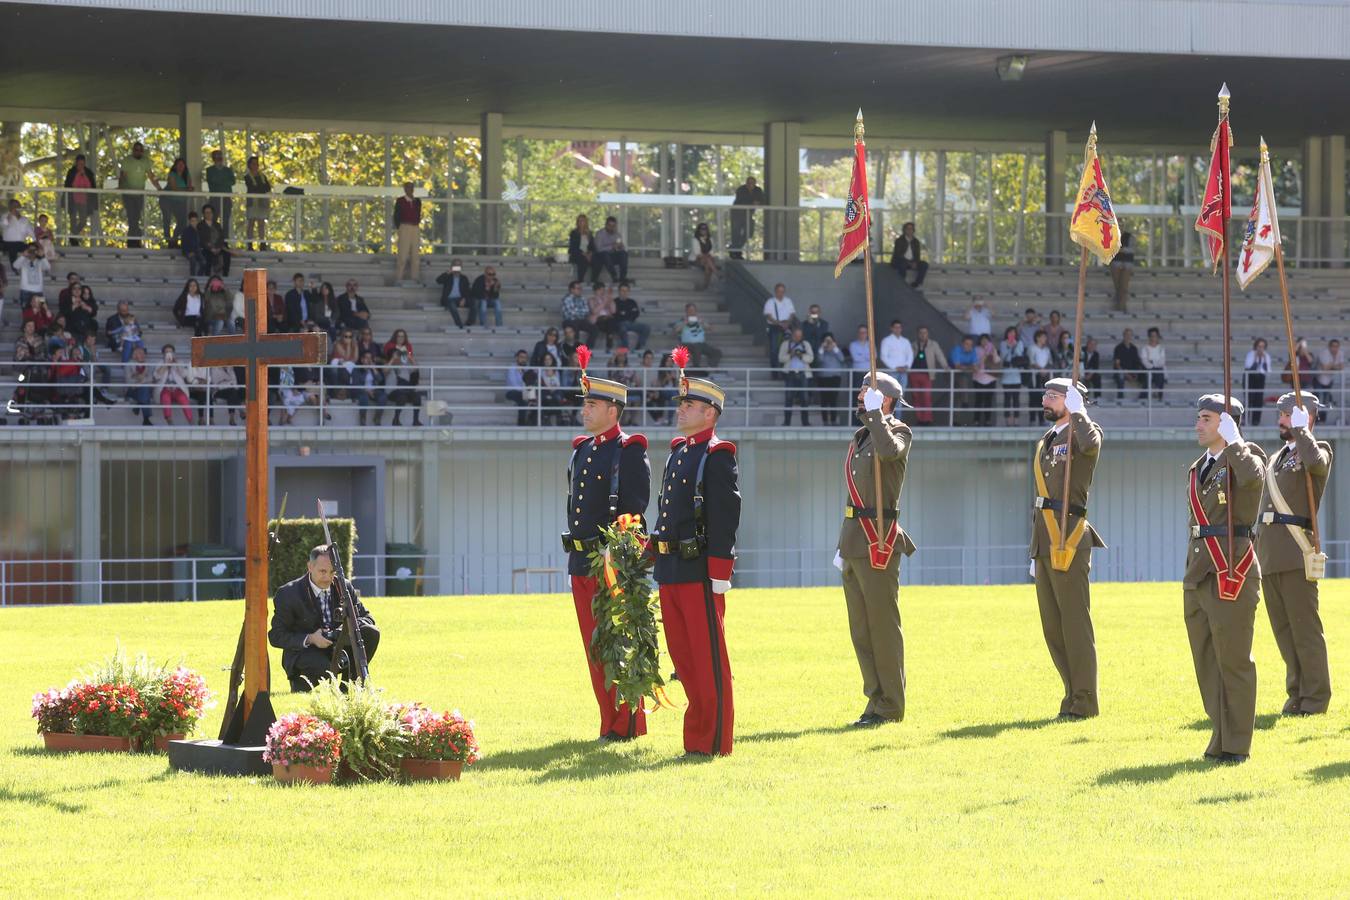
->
xmin=849 ymin=324 xmax=873 ymax=405
xmin=966 ymin=296 xmax=993 ymax=339
xmin=1 ymin=200 xmax=35 ymax=265
xmin=878 ymin=319 xmax=914 ymax=388
xmin=762 ymin=282 xmax=797 ymax=374
xmin=1140 ymin=326 xmax=1167 ymax=402
xmin=13 ymin=242 xmax=51 ymax=304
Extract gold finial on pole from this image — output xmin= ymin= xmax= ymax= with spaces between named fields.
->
xmin=1217 ymin=82 xmax=1231 ymax=117
xmin=1085 ymin=121 xmax=1098 ymax=161
xmin=855 ymin=108 xmax=865 ymax=144
xmin=1259 ymin=135 xmax=1269 ymax=162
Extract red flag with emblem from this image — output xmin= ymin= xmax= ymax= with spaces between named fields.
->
xmin=834 ymin=119 xmax=871 ymax=278
xmin=1195 ymin=88 xmax=1232 ymax=273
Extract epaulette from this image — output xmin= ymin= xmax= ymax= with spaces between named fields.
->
xmin=571 ymin=435 xmax=589 ymax=449
xmin=670 ymin=437 xmax=685 ymax=450
xmin=708 ymin=438 xmax=737 ymax=455
xmin=621 ymin=433 xmax=648 ymax=449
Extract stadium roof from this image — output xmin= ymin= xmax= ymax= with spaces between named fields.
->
xmin=4 ymin=0 xmax=1350 ymax=146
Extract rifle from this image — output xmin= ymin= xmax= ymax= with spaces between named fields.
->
xmin=318 ymin=499 xmax=370 ymax=682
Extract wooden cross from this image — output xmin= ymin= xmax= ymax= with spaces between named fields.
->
xmin=191 ymin=269 xmax=326 ymax=734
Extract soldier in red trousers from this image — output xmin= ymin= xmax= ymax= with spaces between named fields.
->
xmin=652 ymin=351 xmax=742 ymax=757
xmin=562 ymin=347 xmax=651 ymax=742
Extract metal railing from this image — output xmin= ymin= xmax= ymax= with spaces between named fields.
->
xmin=2 ymin=361 xmax=1348 ymax=431
xmin=6 ymin=184 xmax=1350 ymax=266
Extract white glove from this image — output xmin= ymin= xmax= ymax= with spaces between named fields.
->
xmin=1029 ymin=560 xmax=1037 ymax=578
xmin=711 ymin=578 xmax=732 ymax=595
xmin=1218 ymin=411 xmax=1240 ymax=444
xmin=863 ymin=388 xmax=884 ymax=412
xmin=1064 ymin=385 xmax=1084 ymax=414
xmin=1291 ymin=406 xmax=1310 ymax=429
xmin=832 ymin=551 xmax=844 ymax=572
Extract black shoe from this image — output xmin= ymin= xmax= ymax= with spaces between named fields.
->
xmin=1055 ymin=712 xmax=1087 ymax=722
xmin=1204 ymin=750 xmax=1222 ymax=761
xmin=851 ymin=713 xmax=884 ymax=728
xmin=600 ymin=731 xmax=634 ymax=743
xmin=681 ymin=750 xmax=713 ymax=759
xmin=1218 ymin=752 xmax=1249 ymax=765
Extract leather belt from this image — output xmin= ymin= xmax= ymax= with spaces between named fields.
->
xmin=844 ymin=505 xmax=897 ymax=520
xmin=1190 ymin=524 xmax=1253 ymax=539
xmin=1261 ymin=511 xmax=1312 ymax=528
xmin=1034 ymin=497 xmax=1087 ymax=518
xmin=561 ymin=534 xmax=601 ymax=553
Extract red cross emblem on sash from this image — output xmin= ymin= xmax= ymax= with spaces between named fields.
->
xmin=1188 ymin=467 xmax=1254 ymax=601
xmin=845 ymin=440 xmax=898 ymax=570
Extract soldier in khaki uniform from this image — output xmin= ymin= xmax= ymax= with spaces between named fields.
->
xmin=835 ymin=372 xmax=917 ymax=727
xmin=1185 ymin=394 xmax=1267 ymax=764
xmin=1258 ymin=391 xmax=1333 ymax=715
xmin=1030 ymin=378 xmax=1106 ymax=720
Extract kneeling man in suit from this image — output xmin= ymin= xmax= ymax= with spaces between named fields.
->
xmin=268 ymin=544 xmax=380 ymax=692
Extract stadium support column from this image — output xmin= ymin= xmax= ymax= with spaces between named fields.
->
xmin=764 ymin=121 xmax=800 ymax=261
xmin=1326 ymin=136 xmax=1346 ymax=269
xmin=180 ymin=102 xmax=203 ymax=212
xmin=1044 ymin=129 xmax=1067 ymax=265
xmin=480 ymin=112 xmax=504 ymax=254
xmin=1302 ymin=137 xmax=1323 ymax=267
xmin=77 ymin=441 xmax=101 ymax=604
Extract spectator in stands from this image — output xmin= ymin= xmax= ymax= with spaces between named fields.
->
xmin=679 ymin=302 xmax=722 ymax=371
xmin=879 ymin=319 xmax=913 ymax=387
xmin=889 ymin=221 xmax=928 ymax=288
xmin=356 ymin=326 xmax=381 ymax=364
xmin=848 ymin=324 xmax=873 ymax=397
xmin=198 ymin=204 xmax=231 ymax=277
xmin=1284 ymin=337 xmax=1315 ymax=388
xmin=15 ymin=318 xmax=45 ymax=361
xmin=393 ymin=181 xmax=422 ymax=284
xmin=815 ymin=333 xmax=847 ymax=426
xmin=1111 ymin=328 xmax=1145 ymax=401
xmin=1110 ymin=231 xmax=1134 ymax=310
xmin=608 ymin=346 xmax=639 ymax=416
xmin=638 ymin=350 xmax=669 ymax=425
xmin=45 ymin=315 xmax=70 ymax=354
xmin=999 ymin=327 xmax=1026 ymax=429
xmin=568 ymin=214 xmax=597 ymax=284
xmin=284 ymin=273 xmax=314 ymax=333
xmin=50 ymin=332 xmax=87 ymax=420
xmin=949 ymin=335 xmax=979 ymax=423
xmin=588 ymin=282 xmax=620 ymax=349
xmin=113 ymin=312 xmax=145 ymax=363
xmin=105 ymin=300 xmax=133 ymax=350
xmin=266 ymin=279 xmax=286 ymax=331
xmin=80 ymin=332 xmax=116 ymax=408
xmin=310 ymin=281 xmax=338 ymax=337
xmin=559 ymin=325 xmax=581 ymax=369
xmin=1045 ymin=310 xmax=1066 ymax=348
xmin=1316 ymin=338 xmax=1343 ymax=398
xmin=1051 ymin=331 xmax=1074 ymax=378
xmin=1080 ymin=337 xmax=1102 ymax=396
xmin=63 ymin=154 xmax=96 ymax=246
xmin=779 ymin=325 xmax=814 ymax=426
xmin=730 ymin=175 xmax=765 ymax=260
xmin=179 ymin=210 xmax=205 ymax=275
xmin=154 ymin=344 xmax=194 ymax=425
xmin=1244 ymin=337 xmax=1272 ymax=427
xmin=275 ymin=366 xmax=311 ymax=425
xmin=471 ymin=264 xmax=504 ymax=328
xmin=560 ymin=280 xmax=595 ymax=346
xmin=162 ymin=157 xmax=195 ymax=248
xmin=965 ymin=296 xmax=992 ymax=338
xmin=1029 ymin=329 xmax=1052 ymax=392
xmin=614 ymin=281 xmax=649 ymax=350
xmin=690 ymin=222 xmax=719 ymax=290
xmin=910 ymin=325 xmax=947 ymax=426
xmin=801 ymin=304 xmax=830 ymax=353
xmin=763 ymin=283 xmax=797 ymax=373
xmin=204 ymin=149 xmax=236 ymax=237
xmin=126 ymin=346 xmax=154 ymax=425
xmin=352 ymin=350 xmax=387 ymax=426
xmin=207 ymin=363 xmax=241 ymax=426
xmin=337 ymin=279 xmax=371 ymax=333
xmin=173 ymin=278 xmax=204 ymax=333
xmin=22 ymin=294 xmax=53 ymax=335
xmin=57 ymin=273 xmax=85 ymax=315
xmin=1016 ymin=308 xmax=1042 ymax=354
xmin=1140 ymin=326 xmax=1166 ymax=401
xmin=244 ymin=156 xmax=271 ymax=251
xmin=118 ymin=143 xmax=161 ymax=249
xmin=504 ymin=349 xmax=534 ymax=426
xmin=531 ymin=328 xmax=564 ymax=368
xmin=537 ymin=352 xmax=564 ymax=426
xmin=594 ymin=216 xmax=629 ymax=283
xmin=437 ymin=259 xmax=475 ymax=327
xmin=328 ymin=328 xmax=359 ymax=399
xmin=67 ymin=285 xmax=99 ymax=342
xmin=1 ymin=200 xmax=34 ymax=264
xmin=34 ymin=214 xmax=56 ymax=261
xmin=972 ymin=334 xmax=999 ymax=427
xmin=13 ymin=242 xmax=51 ymax=305
xmin=384 ymin=330 xmax=422 ymax=426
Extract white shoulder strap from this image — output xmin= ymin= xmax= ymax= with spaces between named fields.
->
xmin=1265 ymin=452 xmax=1315 ymax=558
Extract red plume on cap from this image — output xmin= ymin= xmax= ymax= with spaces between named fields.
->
xmin=671 ymin=345 xmax=690 ymax=371
xmin=575 ymin=344 xmax=591 ymax=371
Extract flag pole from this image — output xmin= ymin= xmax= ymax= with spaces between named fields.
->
xmin=1218 ymin=85 xmax=1235 ymax=569
xmin=857 ymin=113 xmax=886 ymax=558
xmin=1266 ymin=139 xmax=1323 ymax=553
xmin=1057 ymin=124 xmax=1097 ymax=556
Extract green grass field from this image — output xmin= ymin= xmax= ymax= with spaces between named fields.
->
xmin=3 ymin=582 xmax=1349 ymax=897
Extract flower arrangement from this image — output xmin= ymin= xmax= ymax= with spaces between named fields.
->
xmin=399 ymin=706 xmax=479 ymax=765
xmin=70 ymin=682 xmax=145 ymax=738
xmin=308 ymin=679 xmax=410 ymax=781
xmin=263 ymin=713 xmax=342 ymax=770
xmin=31 ymin=686 xmax=76 ymax=735
xmin=140 ymin=667 xmax=212 ymax=740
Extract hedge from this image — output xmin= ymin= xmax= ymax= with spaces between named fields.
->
xmin=267 ymin=517 xmax=357 ymax=594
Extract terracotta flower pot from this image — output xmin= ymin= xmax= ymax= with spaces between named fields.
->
xmin=272 ymin=763 xmax=335 ymax=785
xmin=400 ymin=757 xmax=463 ymax=782
xmin=42 ymin=732 xmax=134 ymax=753
xmin=153 ymin=733 xmax=187 ymax=752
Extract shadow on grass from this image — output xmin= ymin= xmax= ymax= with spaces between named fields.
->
xmin=1185 ymin=714 xmax=1280 ymax=732
xmin=474 ymin=739 xmax=605 ymax=773
xmin=941 ymin=718 xmax=1057 ymax=740
xmin=738 ymin=725 xmax=855 ymax=744
xmin=0 ymin=770 xmax=174 ymax=814
xmin=1305 ymin=761 xmax=1350 ymax=783
xmin=1195 ymin=791 xmax=1261 ymax=805
xmin=1094 ymin=759 xmax=1212 ymax=787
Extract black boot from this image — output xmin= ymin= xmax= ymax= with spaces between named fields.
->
xmin=374 ymin=410 xmax=383 ymax=426
xmin=392 ymin=411 xmax=402 ymax=426
xmin=358 ymin=410 xmax=367 ymax=426
xmin=413 ymin=411 xmax=422 ymax=426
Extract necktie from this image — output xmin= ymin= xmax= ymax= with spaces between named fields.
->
xmin=1200 ymin=456 xmax=1215 ymax=484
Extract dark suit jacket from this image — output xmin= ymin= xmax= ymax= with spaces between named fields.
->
xmin=337 ymin=293 xmax=370 ymax=329
xmin=268 ymin=574 xmax=375 ymax=674
xmin=890 ymin=236 xmax=923 ymax=267
xmin=567 ymin=229 xmax=596 ymax=264
xmin=284 ymin=288 xmax=315 ymax=329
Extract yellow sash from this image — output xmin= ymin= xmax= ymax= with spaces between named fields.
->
xmin=1035 ymin=434 xmax=1088 ymax=572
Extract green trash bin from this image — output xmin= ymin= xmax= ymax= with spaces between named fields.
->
xmin=183 ymin=543 xmax=244 ymax=601
xmin=385 ymin=543 xmax=426 ymax=596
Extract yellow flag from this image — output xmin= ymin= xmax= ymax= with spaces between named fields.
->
xmin=1068 ymin=135 xmax=1121 ymax=265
